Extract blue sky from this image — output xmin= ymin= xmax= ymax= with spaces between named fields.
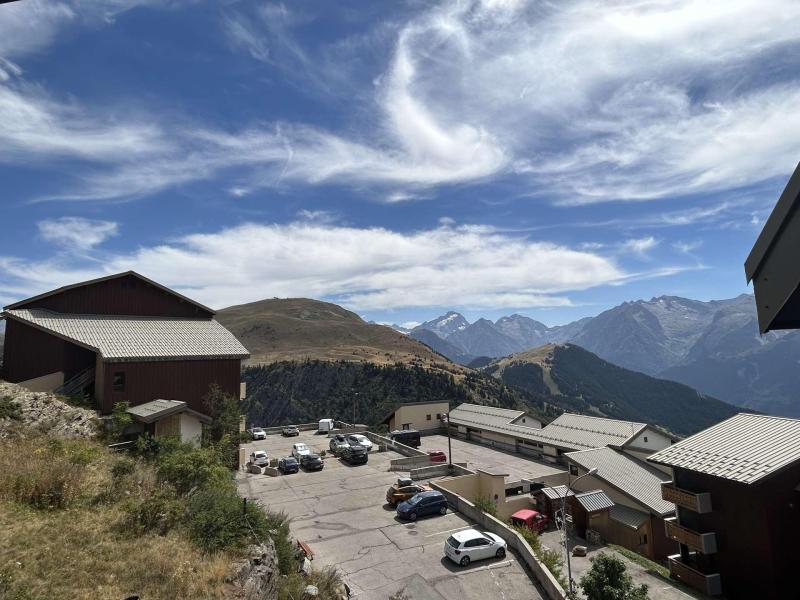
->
xmin=1 ymin=0 xmax=799 ymax=328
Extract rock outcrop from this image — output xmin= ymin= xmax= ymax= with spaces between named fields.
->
xmin=0 ymin=381 xmax=99 ymax=439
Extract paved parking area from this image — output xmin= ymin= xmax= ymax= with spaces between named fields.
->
xmin=238 ymin=431 xmax=544 ymax=600
xmin=419 ymin=434 xmax=566 ymax=482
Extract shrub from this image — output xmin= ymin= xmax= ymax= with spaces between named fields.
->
xmin=263 ymin=510 xmax=295 ymax=574
xmin=184 ymin=486 xmax=269 ymax=553
xmin=0 ymin=396 xmax=21 ymax=420
xmin=512 ymin=525 xmax=567 ymax=589
xmin=122 ymin=484 xmax=184 ymax=535
xmin=580 ymin=553 xmax=649 ymax=600
xmin=155 ymin=443 xmax=231 ymax=495
xmin=473 ymin=494 xmax=497 ymax=517
xmin=111 ymin=457 xmax=136 ymax=480
xmin=111 ymin=402 xmax=133 ymax=441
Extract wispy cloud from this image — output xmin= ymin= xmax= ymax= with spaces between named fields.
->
xmin=37 ymin=217 xmax=118 ymax=251
xmin=620 ymin=236 xmax=660 ymax=258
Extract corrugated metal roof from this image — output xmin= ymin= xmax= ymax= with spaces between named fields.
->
xmin=540 ymin=485 xmax=574 ymax=500
xmin=574 ymin=489 xmax=614 ymax=513
xmin=127 ymin=399 xmax=211 ymax=423
xmin=4 ymin=309 xmax=249 ymax=362
xmin=609 ymin=505 xmax=649 ymax=529
xmin=648 ymin=413 xmax=800 ymax=484
xmin=448 ymin=404 xmax=647 ymax=452
xmin=566 ymin=447 xmax=674 ymax=516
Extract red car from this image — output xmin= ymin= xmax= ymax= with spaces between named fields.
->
xmin=510 ymin=509 xmax=549 ymax=533
xmin=427 ymin=450 xmax=447 ymax=463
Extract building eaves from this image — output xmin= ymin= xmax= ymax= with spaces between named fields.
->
xmin=574 ymin=489 xmax=614 ymax=513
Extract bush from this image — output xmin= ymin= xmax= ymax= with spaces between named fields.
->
xmin=473 ymin=494 xmax=497 ymax=517
xmin=111 ymin=457 xmax=136 ymax=480
xmin=580 ymin=553 xmax=649 ymax=600
xmin=0 ymin=396 xmax=21 ymax=420
xmin=184 ymin=486 xmax=269 ymax=553
xmin=155 ymin=443 xmax=231 ymax=495
xmin=512 ymin=525 xmax=567 ymax=589
xmin=122 ymin=484 xmax=184 ymax=535
xmin=263 ymin=510 xmax=295 ymax=574
xmin=111 ymin=401 xmax=133 ymax=441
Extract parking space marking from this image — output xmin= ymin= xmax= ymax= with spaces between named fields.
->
xmin=424 ymin=525 xmax=472 ymax=537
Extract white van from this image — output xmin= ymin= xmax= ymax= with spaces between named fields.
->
xmin=318 ymin=418 xmax=335 ymax=433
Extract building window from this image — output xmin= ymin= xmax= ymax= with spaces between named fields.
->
xmin=639 ymin=534 xmax=648 ymax=545
xmin=436 ymin=413 xmax=441 ymax=420
xmin=112 ymin=371 xmax=126 ymax=393
xmin=643 ymin=436 xmax=648 ymax=443
xmin=569 ymin=465 xmax=579 ymax=476
xmin=522 ymin=418 xmax=526 ymax=423
xmin=402 ymin=423 xmax=411 ymax=430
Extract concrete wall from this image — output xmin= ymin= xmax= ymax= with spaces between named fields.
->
xmin=365 ymin=431 xmax=427 ymax=458
xmin=18 ymin=370 xmax=64 ymax=393
xmin=430 ymin=481 xmax=566 ymax=600
xmin=256 ymin=422 xmax=319 ymax=435
xmin=390 ymin=402 xmax=449 ymax=433
xmin=409 ymin=463 xmax=471 ymax=481
xmin=179 ymin=412 xmax=203 ymax=446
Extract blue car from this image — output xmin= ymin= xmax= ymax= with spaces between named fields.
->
xmin=396 ymin=490 xmax=448 ymax=521
xmin=277 ymin=456 xmax=299 ymax=474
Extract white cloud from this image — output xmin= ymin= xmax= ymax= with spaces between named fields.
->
xmin=673 ymin=240 xmax=703 ymax=254
xmin=37 ymin=217 xmax=118 ymax=250
xmin=620 ymin=236 xmax=659 ymax=257
xmin=2 ymin=222 xmax=637 ymax=311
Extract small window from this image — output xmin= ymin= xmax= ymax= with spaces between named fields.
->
xmin=643 ymin=436 xmax=648 ymax=443
xmin=436 ymin=413 xmax=441 ymax=420
xmin=112 ymin=371 xmax=126 ymax=393
xmin=426 ymin=414 xmax=432 ymax=421
xmin=522 ymin=418 xmax=526 ymax=423
xmin=569 ymin=465 xmax=579 ymax=476
xmin=639 ymin=534 xmax=648 ymax=545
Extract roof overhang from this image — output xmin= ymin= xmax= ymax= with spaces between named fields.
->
xmin=127 ymin=399 xmax=212 ymax=424
xmin=745 ymin=162 xmax=800 ymax=333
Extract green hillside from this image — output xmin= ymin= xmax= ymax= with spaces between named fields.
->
xmin=483 ymin=344 xmax=740 ymax=436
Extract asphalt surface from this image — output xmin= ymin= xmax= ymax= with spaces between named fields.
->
xmin=238 ymin=430 xmax=544 ymax=600
xmin=419 ymin=434 xmax=566 ymax=482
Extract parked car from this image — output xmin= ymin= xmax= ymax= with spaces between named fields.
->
xmin=282 ymin=425 xmax=300 ymax=437
xmin=300 ymin=453 xmax=324 ymax=471
xmin=396 ymin=490 xmax=448 ymax=521
xmin=347 ymin=434 xmax=373 ymax=451
xmin=250 ymin=450 xmax=269 ymax=467
xmin=251 ymin=427 xmax=266 ymax=441
xmin=329 ymin=434 xmax=349 ymax=454
xmin=340 ymin=444 xmax=368 ymax=465
xmin=292 ymin=443 xmax=311 ymax=460
xmin=318 ymin=418 xmax=335 ymax=433
xmin=389 ymin=429 xmax=421 ymax=448
xmin=278 ymin=456 xmax=299 ymax=474
xmin=444 ymin=529 xmax=507 ymax=567
xmin=427 ymin=450 xmax=447 ymax=463
xmin=386 ymin=478 xmax=430 ymax=506
xmin=510 ymin=509 xmax=549 ymax=533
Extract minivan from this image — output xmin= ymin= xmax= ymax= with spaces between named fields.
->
xmin=318 ymin=418 xmax=335 ymax=433
xmin=389 ymin=429 xmax=421 ymax=448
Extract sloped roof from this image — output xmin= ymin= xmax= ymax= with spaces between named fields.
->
xmin=3 ymin=309 xmax=249 ymax=362
xmin=448 ymin=403 xmax=528 ymax=428
xmin=539 ymin=485 xmax=574 ymax=500
xmin=648 ymin=413 xmax=800 ymax=484
xmin=574 ymin=489 xmax=614 ymax=513
xmin=4 ymin=270 xmax=215 ymax=315
xmin=566 ymin=446 xmax=674 ymax=516
xmin=127 ymin=399 xmax=211 ymax=423
xmin=609 ymin=505 xmax=649 ymax=529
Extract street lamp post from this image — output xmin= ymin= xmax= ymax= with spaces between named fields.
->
xmin=542 ymin=467 xmax=599 ymax=596
xmin=445 ymin=412 xmax=452 ymax=467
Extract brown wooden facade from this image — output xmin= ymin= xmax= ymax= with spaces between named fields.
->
xmin=669 ymin=463 xmax=800 ymax=600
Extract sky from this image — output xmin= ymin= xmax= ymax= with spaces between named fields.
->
xmin=1 ymin=0 xmax=799 ymax=328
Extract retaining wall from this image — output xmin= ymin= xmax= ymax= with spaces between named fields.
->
xmin=430 ymin=482 xmax=567 ymax=600
xmin=409 ymin=463 xmax=472 ymax=480
xmin=364 ymin=431 xmax=427 ymax=458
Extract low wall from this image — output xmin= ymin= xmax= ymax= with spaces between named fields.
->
xmin=431 ymin=482 xmax=567 ymax=600
xmin=409 ymin=462 xmax=472 ymax=480
xmin=255 ymin=422 xmax=319 ymax=436
xmin=364 ymin=431 xmax=427 ymax=458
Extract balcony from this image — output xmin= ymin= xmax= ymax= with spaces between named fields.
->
xmin=668 ymin=554 xmax=722 ymax=596
xmin=661 ymin=482 xmax=712 ymax=513
xmin=665 ymin=517 xmax=717 ymax=554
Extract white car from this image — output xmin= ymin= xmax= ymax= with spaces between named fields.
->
xmin=250 ymin=450 xmax=269 ymax=467
xmin=291 ymin=443 xmax=311 ymax=460
xmin=444 ymin=529 xmax=507 ymax=567
xmin=251 ymin=427 xmax=266 ymax=440
xmin=347 ymin=434 xmax=373 ymax=451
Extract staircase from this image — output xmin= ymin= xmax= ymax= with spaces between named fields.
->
xmin=55 ymin=367 xmax=96 ymax=397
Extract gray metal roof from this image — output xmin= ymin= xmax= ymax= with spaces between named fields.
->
xmin=539 ymin=485 xmax=575 ymax=500
xmin=609 ymin=505 xmax=649 ymax=529
xmin=566 ymin=447 xmax=674 ymax=516
xmin=574 ymin=489 xmax=614 ymax=513
xmin=448 ymin=403 xmax=646 ymax=452
xmin=3 ymin=309 xmax=249 ymax=362
xmin=127 ymin=399 xmax=211 ymax=423
xmin=648 ymin=413 xmax=800 ymax=484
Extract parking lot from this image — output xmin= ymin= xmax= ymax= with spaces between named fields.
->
xmin=237 ymin=430 xmax=544 ymax=600
xmin=419 ymin=434 xmax=566 ymax=482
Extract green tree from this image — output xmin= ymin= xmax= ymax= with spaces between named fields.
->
xmin=111 ymin=401 xmax=132 ymax=441
xmin=579 ymin=553 xmax=649 ymax=600
xmin=202 ymin=384 xmax=240 ymax=467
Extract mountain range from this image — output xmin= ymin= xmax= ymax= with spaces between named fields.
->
xmin=408 ymin=294 xmax=800 ymax=417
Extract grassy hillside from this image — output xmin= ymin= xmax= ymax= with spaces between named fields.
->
xmin=483 ymin=344 xmax=740 ymax=436
xmin=217 ymin=298 xmax=455 ymax=369
xmin=241 ymin=360 xmax=556 ymax=427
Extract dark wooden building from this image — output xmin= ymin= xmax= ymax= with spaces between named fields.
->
xmin=0 ymin=271 xmax=249 ymax=415
xmin=649 ymin=413 xmax=800 ymax=599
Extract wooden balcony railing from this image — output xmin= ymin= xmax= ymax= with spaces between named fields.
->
xmin=661 ymin=482 xmax=712 ymax=513
xmin=668 ymin=555 xmax=722 ymax=596
xmin=665 ymin=518 xmax=717 ymax=554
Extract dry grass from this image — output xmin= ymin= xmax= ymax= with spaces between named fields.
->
xmin=0 ymin=437 xmax=237 ymax=600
